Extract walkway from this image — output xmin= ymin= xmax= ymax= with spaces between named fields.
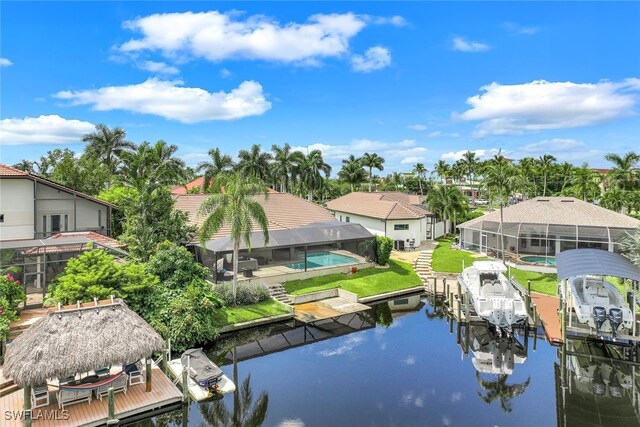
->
xmin=531 ymin=292 xmax=562 ymax=344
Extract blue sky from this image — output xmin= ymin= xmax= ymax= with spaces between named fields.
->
xmin=1 ymin=2 xmax=639 ymax=174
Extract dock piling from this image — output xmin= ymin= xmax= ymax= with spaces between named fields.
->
xmin=181 ymin=367 xmax=189 ymax=403
xmin=146 ymin=357 xmax=153 ymax=392
xmin=107 ymin=387 xmax=118 ymax=425
xmin=23 ymin=385 xmax=32 ymax=427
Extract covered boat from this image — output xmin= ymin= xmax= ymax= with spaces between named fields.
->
xmin=459 ymin=261 xmax=528 ymax=331
xmin=168 ymin=348 xmax=235 ymax=401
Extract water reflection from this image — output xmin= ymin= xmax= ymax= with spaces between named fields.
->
xmin=199 ymin=374 xmax=269 ymax=427
xmin=556 ymin=339 xmax=640 ymax=426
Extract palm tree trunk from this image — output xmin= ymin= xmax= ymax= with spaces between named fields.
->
xmin=500 ymin=204 xmax=505 ymax=262
xmin=233 ymin=240 xmax=240 ymax=305
xmin=418 ymin=178 xmax=423 ymax=196
xmin=308 ymin=189 xmax=313 ymax=202
xmin=543 ymin=174 xmax=547 ymax=197
xmin=368 ymin=167 xmax=373 ymax=192
xmin=233 ymin=346 xmax=239 ymax=426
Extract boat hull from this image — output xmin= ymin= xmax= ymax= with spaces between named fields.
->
xmin=168 ymin=360 xmax=236 ymax=401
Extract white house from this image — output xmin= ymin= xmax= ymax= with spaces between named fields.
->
xmin=326 ymin=192 xmax=447 ymax=248
xmin=0 ymin=164 xmax=117 ymax=241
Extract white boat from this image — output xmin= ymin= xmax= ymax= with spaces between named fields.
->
xmin=168 ymin=348 xmax=236 ymax=401
xmin=459 ymin=261 xmax=528 ymax=330
xmin=467 ymin=325 xmax=527 ymax=375
xmin=565 ymin=275 xmax=633 ymax=338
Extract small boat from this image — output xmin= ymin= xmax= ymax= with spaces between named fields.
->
xmin=565 ymin=275 xmax=633 ymax=338
xmin=168 ymin=348 xmax=236 ymax=401
xmin=459 ymin=261 xmax=528 ymax=331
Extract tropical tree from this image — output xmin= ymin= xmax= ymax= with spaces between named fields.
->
xmin=476 ymin=372 xmax=531 ymax=413
xmin=196 ymin=148 xmax=235 ymax=193
xmin=558 ymin=161 xmax=574 ymax=193
xmin=361 ymin=152 xmax=385 ymax=192
xmin=412 ymin=163 xmax=428 ymax=196
xmin=298 ymin=150 xmax=331 ymax=201
xmin=516 ymin=157 xmax=537 ymax=199
xmin=537 ymin=154 xmax=556 ymax=197
xmin=12 ymin=160 xmax=34 ymax=173
xmin=199 ymin=374 xmax=269 ymax=427
xmin=482 ymin=158 xmax=517 ymax=261
xmin=389 ymin=172 xmax=405 ymax=191
xmin=434 ymin=160 xmax=451 ymax=184
xmin=82 ymin=124 xmax=135 ymax=188
xmin=425 ymin=184 xmax=468 ymax=234
xmin=600 ymin=188 xmax=626 ymax=213
xmin=271 ymin=143 xmax=303 ymax=193
xmin=568 ymin=163 xmax=601 ymax=201
xmin=460 ymin=151 xmax=478 ymax=202
xmin=198 ymin=174 xmax=270 ymax=304
xmin=605 ymin=151 xmax=639 ymax=191
xmin=237 ymin=144 xmax=273 ymax=183
xmin=338 ymin=156 xmax=366 ymax=192
xmin=621 ymin=228 xmax=640 ymax=266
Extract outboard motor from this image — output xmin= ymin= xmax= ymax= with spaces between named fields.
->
xmin=609 ymin=308 xmax=624 ymax=339
xmin=592 ymin=306 xmax=607 ymax=337
xmin=592 ymin=366 xmax=605 ymax=396
xmin=609 ymin=368 xmax=623 ymax=398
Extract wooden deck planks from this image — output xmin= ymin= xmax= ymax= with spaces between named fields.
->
xmin=0 ymin=368 xmax=181 ymax=427
xmin=531 ymin=292 xmax=563 ymax=344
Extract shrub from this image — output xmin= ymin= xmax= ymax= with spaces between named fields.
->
xmin=146 ymin=242 xmax=209 ymax=291
xmin=458 ymin=209 xmax=484 ymax=224
xmin=213 ymin=282 xmax=270 ymax=306
xmin=375 ymin=236 xmax=394 ymax=266
xmin=0 ymin=274 xmax=26 ymax=314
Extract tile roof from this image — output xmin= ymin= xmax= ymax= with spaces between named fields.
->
xmin=174 ymin=193 xmax=335 ymax=239
xmin=0 ymin=163 xmax=118 ymax=208
xmin=23 ymin=232 xmax=124 ymax=255
xmin=0 ymin=164 xmax=30 ymax=176
xmin=326 ymin=192 xmax=430 ymax=220
xmin=47 ymin=231 xmax=124 ymax=248
xmin=459 ymin=197 xmax=640 ymax=229
xmin=171 ymin=177 xmax=280 ymax=195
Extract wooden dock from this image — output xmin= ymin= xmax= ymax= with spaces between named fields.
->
xmin=0 ymin=367 xmax=181 ymax=427
xmin=531 ymin=292 xmax=563 ymax=344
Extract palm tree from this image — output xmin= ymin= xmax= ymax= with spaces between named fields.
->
xmin=412 ymin=163 xmax=428 ymax=196
xmin=237 ymin=144 xmax=273 ymax=183
xmin=516 ymin=157 xmax=537 ymax=199
xmin=460 ymin=151 xmax=478 ymax=202
xmin=389 ymin=172 xmax=405 ymax=191
xmin=476 ymin=372 xmax=531 ymax=413
xmin=12 ymin=159 xmax=34 ymax=173
xmin=82 ymin=124 xmax=135 ymax=188
xmin=199 ymin=374 xmax=269 ymax=427
xmin=434 ymin=160 xmax=451 ymax=184
xmin=360 ymin=152 xmax=385 ymax=192
xmin=196 ymin=148 xmax=235 ymax=193
xmin=338 ymin=156 xmax=366 ymax=192
xmin=537 ymin=154 xmax=556 ymax=197
xmin=600 ymin=188 xmax=626 ymax=213
xmin=298 ymin=150 xmax=331 ymax=201
xmin=558 ymin=162 xmax=574 ymax=193
xmin=271 ymin=144 xmax=303 ymax=193
xmin=425 ymin=184 xmax=467 ymax=234
xmin=198 ymin=174 xmax=269 ymax=304
xmin=605 ymin=151 xmax=639 ymax=191
xmin=569 ymin=163 xmax=601 ymax=201
xmin=482 ymin=158 xmax=516 ymax=261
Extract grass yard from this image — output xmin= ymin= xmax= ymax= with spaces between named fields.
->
xmin=213 ymin=299 xmax=290 ymax=328
xmin=432 ymin=236 xmax=559 ymax=296
xmin=283 ymin=259 xmax=421 ymax=298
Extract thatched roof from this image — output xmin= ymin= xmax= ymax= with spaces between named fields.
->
xmin=3 ymin=299 xmax=164 ymax=387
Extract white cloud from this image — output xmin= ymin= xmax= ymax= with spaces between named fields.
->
xmin=137 ymin=60 xmax=179 ymax=75
xmin=458 ymin=79 xmax=640 ymax=137
xmin=504 ymin=21 xmax=538 ymax=35
xmin=450 ymin=392 xmax=463 ymax=403
xmin=119 ymin=11 xmax=373 ymax=66
xmin=369 ymin=15 xmax=407 ymax=27
xmin=401 ymin=156 xmax=424 ymax=164
xmin=220 ymin=68 xmax=232 ymax=78
xmin=317 ymin=335 xmax=365 ymax=357
xmin=408 ymin=124 xmax=427 ymax=131
xmin=0 ymin=57 xmax=13 ymax=67
xmin=403 ymin=355 xmax=416 ymax=365
xmin=400 ymin=391 xmax=426 ymax=408
xmin=452 ymin=36 xmax=490 ymax=52
xmin=427 ymin=131 xmax=460 ymax=138
xmin=521 ymin=138 xmax=585 ymax=153
xmin=441 ymin=148 xmax=502 ymax=161
xmin=0 ymin=115 xmax=95 ymax=145
xmin=54 ymin=78 xmax=271 ymax=123
xmin=277 ymin=419 xmax=305 ymax=427
xmin=350 ymin=46 xmax=391 ymax=72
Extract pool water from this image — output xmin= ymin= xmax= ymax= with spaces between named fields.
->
xmin=520 ymin=255 xmax=557 ymax=266
xmin=284 ymin=251 xmax=357 ymax=270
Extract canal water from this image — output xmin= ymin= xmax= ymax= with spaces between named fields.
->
xmin=140 ymin=295 xmax=640 ymax=426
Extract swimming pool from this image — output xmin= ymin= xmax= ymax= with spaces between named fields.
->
xmin=284 ymin=251 xmax=357 ymax=270
xmin=520 ymin=255 xmax=557 ymax=266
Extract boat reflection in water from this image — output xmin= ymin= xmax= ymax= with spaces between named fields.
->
xmin=556 ymin=339 xmax=640 ymax=426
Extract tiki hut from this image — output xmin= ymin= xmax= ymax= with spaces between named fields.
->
xmin=3 ymin=298 xmax=164 ymax=387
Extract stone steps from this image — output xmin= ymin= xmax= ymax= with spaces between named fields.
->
xmin=266 ymin=284 xmax=294 ymax=305
xmin=413 ymin=250 xmax=436 ymax=282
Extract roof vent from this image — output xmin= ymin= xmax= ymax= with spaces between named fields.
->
xmin=537 ymin=198 xmax=550 ymax=202
xmin=560 ymin=199 xmax=574 ymax=202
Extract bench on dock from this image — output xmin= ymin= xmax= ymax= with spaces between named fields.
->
xmin=95 ymin=374 xmax=128 ymax=400
xmin=58 ymin=388 xmax=92 ymax=410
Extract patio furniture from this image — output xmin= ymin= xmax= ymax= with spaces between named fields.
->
xmin=95 ymin=367 xmax=111 ymax=379
xmin=242 ymin=268 xmax=254 ymax=278
xmin=125 ymin=362 xmax=145 ymax=386
xmin=216 ymin=258 xmax=234 ymax=281
xmin=95 ymin=374 xmax=128 ymax=400
xmin=31 ymin=384 xmax=49 ymax=409
xmin=237 ymin=258 xmax=258 ymax=271
xmin=58 ymin=388 xmax=92 ymax=410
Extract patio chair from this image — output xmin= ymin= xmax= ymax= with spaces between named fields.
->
xmin=31 ymin=384 xmax=50 ymax=409
xmin=216 ymin=258 xmax=234 ymax=281
xmin=95 ymin=374 xmax=128 ymax=400
xmin=125 ymin=361 xmax=145 ymax=386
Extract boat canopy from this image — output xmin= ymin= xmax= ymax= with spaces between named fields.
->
xmin=556 ymin=249 xmax=640 ymax=281
xmin=472 ymin=261 xmax=508 ymax=273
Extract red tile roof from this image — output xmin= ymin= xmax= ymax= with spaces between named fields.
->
xmin=48 ymin=231 xmax=124 ymax=248
xmin=326 ymin=192 xmax=430 ymax=220
xmin=172 ymin=177 xmax=280 ymax=195
xmin=0 ymin=164 xmax=30 ymax=176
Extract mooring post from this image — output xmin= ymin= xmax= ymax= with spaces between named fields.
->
xmin=161 ymin=348 xmax=168 ymax=375
xmin=433 ymin=277 xmax=437 ymax=296
xmin=562 ymin=280 xmax=568 ymax=343
xmin=107 ymin=387 xmax=118 ymax=425
xmin=457 ymin=280 xmax=462 ymax=320
xmin=182 ymin=367 xmax=189 ymax=403
xmin=526 ymin=280 xmax=532 ymax=316
xmin=23 ymin=385 xmax=32 ymax=427
xmin=444 ymin=278 xmax=449 ymax=304
xmin=146 ymin=357 xmax=152 ymax=392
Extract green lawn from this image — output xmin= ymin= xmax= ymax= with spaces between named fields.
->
xmin=283 ymin=259 xmax=421 ymax=298
xmin=213 ymin=300 xmax=290 ymax=328
xmin=432 ymin=237 xmax=559 ymax=295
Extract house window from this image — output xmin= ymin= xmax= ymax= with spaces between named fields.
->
xmin=51 ymin=215 xmax=61 ymax=233
xmin=346 ymin=216 xmax=350 ymax=223
xmin=394 ymin=224 xmax=409 ymax=230
xmin=0 ymin=214 xmax=4 ymax=223
xmin=340 ymin=215 xmax=343 ymax=221
xmin=64 ymin=214 xmax=69 ymax=231
xmin=98 ymin=210 xmax=102 ymax=227
xmin=42 ymin=215 xmax=47 ymax=233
